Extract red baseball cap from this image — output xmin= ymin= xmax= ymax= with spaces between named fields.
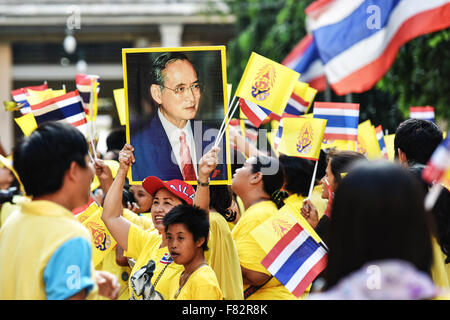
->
xmin=142 ymin=176 xmax=195 ymax=205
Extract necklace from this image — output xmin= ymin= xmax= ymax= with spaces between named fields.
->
xmin=173 ymin=262 xmax=207 ymax=299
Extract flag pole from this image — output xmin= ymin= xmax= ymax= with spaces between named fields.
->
xmin=214 ymin=97 xmax=240 ymax=148
xmin=307 ymin=160 xmax=319 ymax=199
xmin=216 ymin=95 xmax=237 ymax=143
xmin=89 ymin=79 xmax=98 ymax=160
xmin=424 ymin=183 xmax=443 ymax=211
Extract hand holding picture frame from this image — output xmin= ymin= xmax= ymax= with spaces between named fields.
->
xmin=123 ymin=46 xmax=232 ymax=185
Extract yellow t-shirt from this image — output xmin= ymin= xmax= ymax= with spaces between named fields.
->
xmin=206 ymin=211 xmax=244 ymax=300
xmin=95 ymin=247 xmax=131 ymax=300
xmin=125 ymin=223 xmax=183 ymax=300
xmin=231 ymin=200 xmax=296 ymax=300
xmin=173 ymin=265 xmax=223 ymax=300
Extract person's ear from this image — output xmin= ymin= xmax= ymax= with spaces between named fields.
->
xmin=397 ymin=148 xmax=408 ymax=166
xmin=195 ymin=237 xmax=205 ymax=249
xmin=150 ymin=84 xmax=163 ymax=105
xmin=249 ymin=171 xmax=263 ymax=185
xmin=66 ymin=161 xmax=79 ymax=183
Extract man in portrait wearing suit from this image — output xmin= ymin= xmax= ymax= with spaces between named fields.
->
xmin=131 ymin=52 xmax=227 ymax=183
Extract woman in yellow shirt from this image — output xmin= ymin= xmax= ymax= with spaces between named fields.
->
xmin=100 ymin=144 xmax=194 ymax=299
xmin=100 ymin=144 xmax=226 ymax=300
xmin=230 ymin=155 xmax=294 ymax=299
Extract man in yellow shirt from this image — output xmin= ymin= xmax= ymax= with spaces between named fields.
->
xmin=0 ymin=122 xmax=120 ymax=300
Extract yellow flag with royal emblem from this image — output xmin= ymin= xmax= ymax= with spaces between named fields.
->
xmin=81 ymin=202 xmax=117 ymax=267
xmin=356 ymin=120 xmax=381 ymax=159
xmin=235 ymin=52 xmax=300 ymax=117
xmin=277 ymin=117 xmax=327 ymax=161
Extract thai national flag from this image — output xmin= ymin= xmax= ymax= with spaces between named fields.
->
xmin=306 ymin=0 xmax=450 ymax=95
xmin=375 ymin=125 xmax=388 ymax=159
xmin=239 ymin=98 xmax=273 ymax=128
xmin=75 ymin=73 xmax=100 ymax=115
xmin=410 ymin=106 xmax=435 ymax=123
xmin=313 ymin=102 xmax=360 ymax=141
xmin=422 ymin=135 xmax=450 ymax=184
xmin=30 ymin=90 xmax=88 ymax=136
xmin=11 ymin=83 xmax=48 ymax=115
xmin=282 ymin=34 xmax=326 ymax=92
xmin=284 ymin=91 xmax=310 ymax=117
xmin=261 ymin=223 xmax=327 ymax=298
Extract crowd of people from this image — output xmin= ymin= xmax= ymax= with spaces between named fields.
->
xmin=0 ymin=115 xmax=449 ymax=300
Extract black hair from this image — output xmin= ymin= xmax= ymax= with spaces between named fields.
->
xmin=106 ymin=127 xmax=126 ymax=152
xmin=432 ymin=188 xmax=450 ymax=263
xmin=279 ymin=155 xmax=315 ymax=197
xmin=209 ymin=185 xmax=237 ymax=222
xmin=316 ymin=149 xmax=328 ymax=184
xmin=329 ymin=151 xmax=367 ymax=186
xmin=152 ymin=52 xmax=194 ymax=87
xmin=163 ymin=204 xmax=209 ymax=251
xmin=13 ymin=122 xmax=88 ymax=197
xmin=325 ymin=161 xmax=433 ymax=289
xmin=394 ymin=118 xmax=443 ymax=165
xmin=250 ymin=155 xmax=286 ymax=208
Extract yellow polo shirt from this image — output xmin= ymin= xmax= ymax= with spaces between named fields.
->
xmin=0 ymin=200 xmax=98 ymax=299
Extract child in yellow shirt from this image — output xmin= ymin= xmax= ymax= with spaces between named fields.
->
xmin=163 ymin=204 xmax=223 ymax=300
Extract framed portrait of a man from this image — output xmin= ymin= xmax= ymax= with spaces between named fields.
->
xmin=122 ymin=46 xmax=232 ymax=185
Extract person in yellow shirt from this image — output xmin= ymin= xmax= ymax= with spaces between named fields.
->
xmin=0 ymin=122 xmax=119 ymax=300
xmin=164 ymin=204 xmax=223 ymax=300
xmin=230 ymin=155 xmax=295 ymax=300
xmin=99 ymin=144 xmax=190 ymax=299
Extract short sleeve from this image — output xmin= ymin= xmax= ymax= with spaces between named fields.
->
xmin=43 ymin=237 xmax=95 ymax=300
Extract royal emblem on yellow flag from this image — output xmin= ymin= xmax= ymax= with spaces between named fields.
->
xmin=235 ymin=52 xmax=300 ymax=116
xmin=277 ymin=117 xmax=327 ymax=160
xmin=81 ymin=205 xmax=117 ymax=267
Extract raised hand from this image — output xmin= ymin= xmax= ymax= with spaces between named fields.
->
xmin=118 ymin=144 xmax=135 ymax=171
xmin=301 ymin=198 xmax=319 ymax=229
xmin=198 ymin=146 xmax=220 ymax=183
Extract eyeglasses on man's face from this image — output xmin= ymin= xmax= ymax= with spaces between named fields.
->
xmin=162 ymin=83 xmax=203 ymax=96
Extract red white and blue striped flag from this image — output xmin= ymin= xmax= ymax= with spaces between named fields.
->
xmin=313 ymin=102 xmax=360 ymax=141
xmin=239 ymin=98 xmax=273 ymax=128
xmin=410 ymin=106 xmax=435 ymax=123
xmin=306 ymin=0 xmax=450 ymax=95
xmin=375 ymin=125 xmax=388 ymax=159
xmin=282 ymin=34 xmax=326 ymax=92
xmin=75 ymin=73 xmax=100 ymax=116
xmin=422 ymin=134 xmax=450 ymax=185
xmin=261 ymin=223 xmax=327 ymax=298
xmin=11 ymin=83 xmax=48 ymax=115
xmin=30 ymin=90 xmax=88 ymax=136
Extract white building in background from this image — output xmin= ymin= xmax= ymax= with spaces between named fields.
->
xmin=0 ymin=0 xmax=235 ymax=154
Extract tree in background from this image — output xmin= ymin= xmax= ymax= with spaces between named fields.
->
xmin=225 ymin=0 xmax=449 ymax=132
